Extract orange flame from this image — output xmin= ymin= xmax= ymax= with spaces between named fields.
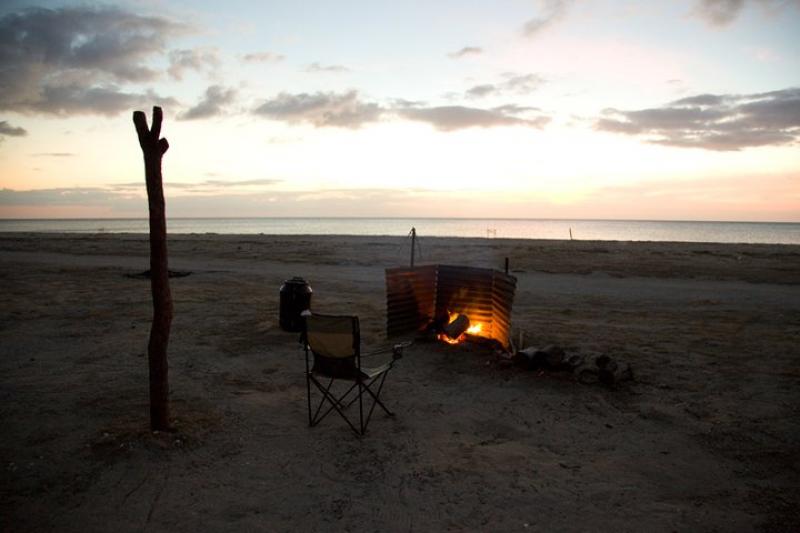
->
xmin=438 ymin=334 xmax=462 ymax=345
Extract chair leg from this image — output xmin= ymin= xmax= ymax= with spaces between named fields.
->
xmin=307 ymin=372 xmax=394 ymax=436
xmin=310 ymin=377 xmax=336 ymax=426
xmin=362 ymin=371 xmax=394 ymax=431
xmin=310 ymin=378 xmax=356 ymax=424
xmin=359 ymin=380 xmax=366 ymax=435
xmin=306 ymin=371 xmax=313 ymax=427
xmin=308 ymin=376 xmax=362 ymax=436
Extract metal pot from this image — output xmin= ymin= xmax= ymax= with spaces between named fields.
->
xmin=279 ymin=277 xmax=312 ymax=331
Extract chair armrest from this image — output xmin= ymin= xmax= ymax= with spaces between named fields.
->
xmin=362 ymin=342 xmax=411 ymax=360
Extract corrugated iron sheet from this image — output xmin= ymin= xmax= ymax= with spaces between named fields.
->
xmin=385 ymin=265 xmax=437 ymax=337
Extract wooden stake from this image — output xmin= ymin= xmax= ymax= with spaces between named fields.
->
xmin=133 ymin=106 xmax=172 ymax=431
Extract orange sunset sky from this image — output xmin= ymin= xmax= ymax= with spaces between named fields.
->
xmin=0 ymin=0 xmax=798 ymax=221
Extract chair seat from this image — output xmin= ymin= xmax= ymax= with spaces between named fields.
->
xmin=360 ymin=361 xmax=392 ymax=379
xmin=312 ymin=360 xmax=392 ymax=380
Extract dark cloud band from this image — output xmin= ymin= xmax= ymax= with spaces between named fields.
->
xmin=0 ymin=6 xmax=185 ymax=116
xmin=253 ymin=91 xmax=552 ymax=131
xmin=253 ymin=91 xmax=382 ymax=128
xmin=595 ymin=87 xmax=800 ymax=151
xmin=0 ymin=120 xmax=27 ymax=138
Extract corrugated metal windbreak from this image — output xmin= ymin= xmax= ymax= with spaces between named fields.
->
xmin=385 ymin=265 xmax=516 ymax=350
xmin=385 ymin=265 xmax=437 ymax=337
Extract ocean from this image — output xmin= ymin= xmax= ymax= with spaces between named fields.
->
xmin=0 ymin=218 xmax=798 ymax=245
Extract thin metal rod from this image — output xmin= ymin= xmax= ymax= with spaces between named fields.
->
xmin=410 ymin=227 xmax=416 ymax=268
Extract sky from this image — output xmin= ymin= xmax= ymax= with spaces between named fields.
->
xmin=0 ymin=0 xmax=798 ymax=221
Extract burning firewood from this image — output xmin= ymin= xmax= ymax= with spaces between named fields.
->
xmin=443 ymin=313 xmax=471 ymax=339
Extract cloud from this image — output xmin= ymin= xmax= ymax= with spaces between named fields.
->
xmin=253 ymin=90 xmax=383 ymax=128
xmin=0 ymin=185 xmax=445 ymax=218
xmin=305 ymin=62 xmax=350 ymax=73
xmin=241 ymin=51 xmax=285 ymax=63
xmin=522 ymin=0 xmax=573 ymax=37
xmin=253 ymin=91 xmax=552 ymax=131
xmin=25 ymin=85 xmax=178 ymax=117
xmin=390 ymin=98 xmax=426 ymax=108
xmin=465 ymin=73 xmax=546 ymax=99
xmin=178 ymin=85 xmax=237 ymax=120
xmin=109 ymin=178 xmax=282 ymax=191
xmin=0 ymin=120 xmax=27 ymax=139
xmin=466 ymin=85 xmax=497 ymax=98
xmin=199 ymin=178 xmax=280 ymax=187
xmin=503 ymin=73 xmax=546 ymax=93
xmin=0 ymin=5 xmax=185 ymax=115
xmin=595 ymin=87 xmax=800 ymax=151
xmin=397 ymin=105 xmax=550 ymax=131
xmin=448 ymin=46 xmax=483 ymax=58
xmin=492 ymin=104 xmax=543 ymax=114
xmin=0 ymin=187 xmax=135 ymax=206
xmin=693 ymin=0 xmax=746 ymax=25
xmin=168 ymin=48 xmax=219 ymax=80
xmin=692 ymin=0 xmax=799 ymax=27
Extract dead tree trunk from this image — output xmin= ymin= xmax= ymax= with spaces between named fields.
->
xmin=133 ymin=106 xmax=172 ymax=431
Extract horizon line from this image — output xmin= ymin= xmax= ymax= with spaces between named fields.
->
xmin=0 ymin=216 xmax=798 ymax=225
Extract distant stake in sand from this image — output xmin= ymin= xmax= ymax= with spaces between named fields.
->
xmin=133 ymin=106 xmax=172 ymax=431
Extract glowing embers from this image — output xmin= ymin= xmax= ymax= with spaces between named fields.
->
xmin=437 ymin=311 xmax=486 ymax=345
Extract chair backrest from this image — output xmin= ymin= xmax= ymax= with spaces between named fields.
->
xmin=304 ymin=314 xmax=360 ymax=378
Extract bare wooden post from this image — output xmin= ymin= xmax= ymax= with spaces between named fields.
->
xmin=133 ymin=106 xmax=172 ymax=431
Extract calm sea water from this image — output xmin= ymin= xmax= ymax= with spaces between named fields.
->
xmin=0 ymin=218 xmax=798 ymax=244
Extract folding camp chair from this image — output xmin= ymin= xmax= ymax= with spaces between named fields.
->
xmin=303 ymin=313 xmax=400 ymax=435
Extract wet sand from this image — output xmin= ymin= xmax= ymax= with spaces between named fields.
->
xmin=1 ymin=232 xmax=799 ymax=531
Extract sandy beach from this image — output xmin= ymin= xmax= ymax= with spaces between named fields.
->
xmin=1 ymin=232 xmax=799 ymax=532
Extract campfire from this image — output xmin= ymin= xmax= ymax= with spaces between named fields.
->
xmin=438 ymin=311 xmax=484 ymax=345
xmin=385 ymin=264 xmax=516 ymax=350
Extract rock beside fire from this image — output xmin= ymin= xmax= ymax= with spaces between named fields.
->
xmin=596 ymin=354 xmax=634 ymax=386
xmin=517 ymin=344 xmax=569 ymax=370
xmin=516 ymin=345 xmax=633 ymax=387
xmin=574 ymin=356 xmax=634 ymax=386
